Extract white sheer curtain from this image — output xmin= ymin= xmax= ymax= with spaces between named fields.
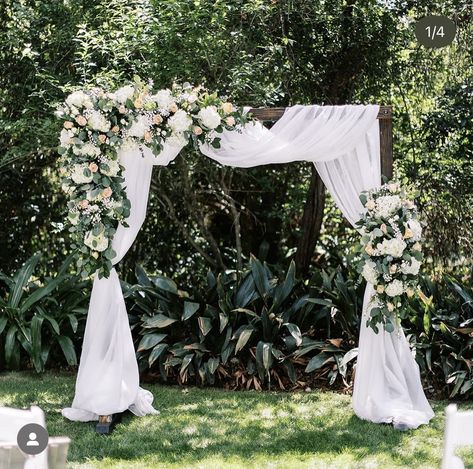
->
xmin=62 ymin=143 xmax=183 ymax=421
xmin=201 ymin=104 xmax=433 ymax=429
xmin=63 ymin=104 xmax=433 ymax=429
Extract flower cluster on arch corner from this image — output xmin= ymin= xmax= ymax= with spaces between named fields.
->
xmin=355 ymin=181 xmax=424 ymax=333
xmin=56 ymin=78 xmax=251 ymax=279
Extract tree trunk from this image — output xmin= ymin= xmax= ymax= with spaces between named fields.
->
xmin=294 ymin=165 xmax=325 ymax=275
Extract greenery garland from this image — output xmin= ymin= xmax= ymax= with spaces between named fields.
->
xmin=57 ymin=78 xmax=251 ymax=278
xmin=355 ymin=181 xmax=423 ymax=333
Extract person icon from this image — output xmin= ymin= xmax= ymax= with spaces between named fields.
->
xmin=17 ymin=423 xmax=48 ymax=455
xmin=26 ymin=432 xmax=40 ymax=447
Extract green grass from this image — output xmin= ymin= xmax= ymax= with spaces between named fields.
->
xmin=0 ymin=372 xmax=472 ymax=468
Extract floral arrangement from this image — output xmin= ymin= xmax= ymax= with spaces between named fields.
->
xmin=57 ymin=78 xmax=250 ymax=278
xmin=355 ymin=181 xmax=423 ymax=333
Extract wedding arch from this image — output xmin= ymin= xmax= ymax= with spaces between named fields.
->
xmin=57 ymin=83 xmax=433 ymax=432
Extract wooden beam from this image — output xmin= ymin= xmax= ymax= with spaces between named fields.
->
xmin=249 ymin=105 xmax=392 ymax=121
xmin=249 ymin=105 xmax=393 ymax=180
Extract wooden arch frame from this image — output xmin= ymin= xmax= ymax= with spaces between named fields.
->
xmin=249 ymin=105 xmax=394 ymax=179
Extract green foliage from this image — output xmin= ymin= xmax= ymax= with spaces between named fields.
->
xmin=0 ymin=253 xmax=89 ymax=372
xmin=1 ymin=0 xmax=471 ymax=284
xmin=406 ymin=273 xmax=473 ymax=399
xmin=125 ymin=258 xmax=356 ymax=390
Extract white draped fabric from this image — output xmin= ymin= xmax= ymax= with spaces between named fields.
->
xmin=63 ymin=104 xmax=433 ymax=429
xmin=62 ymin=143 xmax=184 ymax=421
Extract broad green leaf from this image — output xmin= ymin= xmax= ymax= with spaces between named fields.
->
xmin=273 ymin=261 xmax=296 ymax=306
xmin=182 ymin=301 xmax=199 ymax=320
xmin=57 ymin=335 xmax=77 ymax=366
xmin=207 ymin=357 xmax=219 ymax=375
xmin=5 ymin=325 xmax=18 ymax=366
xmin=235 ymin=326 xmax=253 ymax=353
xmin=10 ymin=254 xmax=41 ymax=309
xmin=180 ymin=353 xmax=194 ymax=375
xmin=135 ymin=265 xmax=152 ymax=286
xmin=153 ymin=276 xmax=178 ymax=294
xmin=256 ymin=341 xmax=272 ymax=380
xmin=148 ymin=343 xmax=168 ymax=367
xmin=305 ymin=352 xmax=335 ymax=373
xmin=219 ymin=313 xmax=228 ymax=333
xmin=285 ymin=323 xmax=302 ymax=346
xmin=68 ymin=314 xmax=78 ymax=333
xmin=0 ymin=316 xmax=7 ymax=335
xmin=144 ymin=314 xmax=177 ymax=328
xmin=198 ymin=317 xmax=212 ymax=336
xmin=250 ymin=255 xmax=270 ymax=298
xmin=137 ymin=333 xmax=167 ymax=352
xmin=31 ymin=315 xmax=44 ymax=373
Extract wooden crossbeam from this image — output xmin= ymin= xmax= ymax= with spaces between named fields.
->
xmin=249 ymin=105 xmax=393 ymax=179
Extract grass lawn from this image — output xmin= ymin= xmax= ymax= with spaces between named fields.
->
xmin=0 ymin=372 xmax=472 ymax=468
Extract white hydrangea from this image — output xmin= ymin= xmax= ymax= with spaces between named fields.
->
xmin=128 ymin=115 xmax=150 ymax=138
xmin=110 ymin=85 xmax=135 ymax=104
xmin=167 ymin=132 xmax=189 ymax=148
xmin=375 ymin=195 xmax=402 ymax=219
xmin=66 ymin=91 xmax=93 ymax=109
xmin=401 ymin=257 xmax=421 ymax=276
xmin=84 ymin=230 xmax=109 ymax=252
xmin=72 ymin=142 xmax=100 ymax=157
xmin=385 ymin=279 xmax=404 ymax=297
xmin=198 ymin=106 xmax=221 ymax=129
xmin=155 ymin=89 xmax=174 ymax=110
xmin=70 ymin=164 xmax=93 ymax=184
xmin=101 ymin=159 xmax=120 ymax=177
xmin=87 ymin=111 xmax=111 ymax=132
xmin=362 ymin=260 xmax=379 ymax=285
xmin=407 ymin=219 xmax=422 ymax=241
xmin=59 ymin=129 xmax=74 ymax=147
xmin=377 ymin=237 xmax=406 ymax=258
xmin=168 ymin=109 xmax=192 ymax=133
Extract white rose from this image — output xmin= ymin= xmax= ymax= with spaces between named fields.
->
xmin=101 ymin=159 xmax=120 ymax=177
xmin=59 ymin=129 xmax=74 ymax=147
xmin=361 ymin=260 xmax=379 ymax=285
xmin=110 ymin=85 xmax=135 ymax=104
xmin=198 ymin=106 xmax=221 ymax=129
xmin=385 ymin=279 xmax=404 ymax=297
xmin=84 ymin=231 xmax=109 ymax=252
xmin=407 ymin=219 xmax=422 ymax=241
xmin=128 ymin=115 xmax=150 ymax=138
xmin=70 ymin=164 xmax=93 ymax=184
xmin=168 ymin=109 xmax=192 ymax=133
xmin=401 ymin=258 xmax=421 ymax=276
xmin=375 ymin=195 xmax=402 ymax=219
xmin=155 ymin=89 xmax=174 ymax=110
xmin=377 ymin=237 xmax=406 ymax=258
xmin=87 ymin=111 xmax=111 ymax=132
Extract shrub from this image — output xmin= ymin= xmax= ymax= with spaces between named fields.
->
xmin=0 ymin=253 xmax=89 ymax=372
xmin=124 ymin=257 xmax=357 ymax=390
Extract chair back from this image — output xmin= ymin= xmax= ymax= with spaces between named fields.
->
xmin=0 ymin=406 xmax=47 ymax=469
xmin=442 ymin=404 xmax=473 ymax=469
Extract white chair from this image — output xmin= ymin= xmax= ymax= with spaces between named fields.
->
xmin=0 ymin=406 xmax=71 ymax=469
xmin=442 ymin=404 xmax=473 ymax=469
xmin=0 ymin=406 xmax=47 ymax=469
